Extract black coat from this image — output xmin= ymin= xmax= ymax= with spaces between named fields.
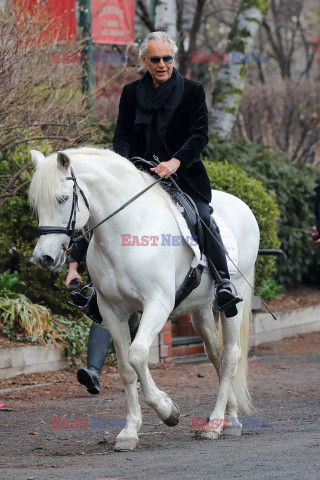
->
xmin=112 ymin=76 xmax=212 ymax=203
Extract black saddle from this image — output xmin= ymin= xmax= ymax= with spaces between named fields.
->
xmin=167 ymin=186 xmax=205 ymax=254
xmin=130 ymin=156 xmax=205 ymax=253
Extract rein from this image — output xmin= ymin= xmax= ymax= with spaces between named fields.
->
xmin=36 ymin=163 xmax=164 ymax=247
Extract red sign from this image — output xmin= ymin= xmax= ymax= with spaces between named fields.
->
xmin=91 ymin=0 xmax=134 ymax=45
xmin=46 ymin=0 xmax=76 ymax=42
xmin=15 ymin=0 xmax=76 ymax=43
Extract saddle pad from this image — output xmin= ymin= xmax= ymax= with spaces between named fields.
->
xmin=169 ymin=202 xmax=238 ymax=276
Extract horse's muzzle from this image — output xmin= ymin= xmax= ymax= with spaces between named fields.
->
xmin=33 ymin=249 xmax=66 ymax=272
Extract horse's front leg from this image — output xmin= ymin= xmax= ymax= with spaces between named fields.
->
xmin=128 ymin=300 xmax=180 ymax=427
xmin=98 ymin=301 xmax=142 ymax=451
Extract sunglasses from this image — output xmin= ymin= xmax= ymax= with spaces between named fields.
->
xmin=147 ymin=55 xmax=174 ymax=66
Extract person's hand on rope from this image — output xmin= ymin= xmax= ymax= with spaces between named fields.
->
xmin=150 ymin=158 xmax=181 ymax=179
xmin=66 ymin=262 xmax=82 ymax=288
xmin=311 ymin=226 xmax=320 ymax=245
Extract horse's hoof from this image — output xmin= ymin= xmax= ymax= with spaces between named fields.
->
xmin=223 ymin=426 xmax=242 ymax=436
xmin=199 ymin=429 xmax=220 ymax=440
xmin=222 ymin=417 xmax=242 ymax=436
xmin=163 ymin=401 xmax=180 ymax=427
xmin=114 ymin=437 xmax=138 ymax=452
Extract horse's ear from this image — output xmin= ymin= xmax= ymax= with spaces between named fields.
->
xmin=30 ymin=150 xmax=45 ymax=166
xmin=57 ymin=151 xmax=71 ymax=170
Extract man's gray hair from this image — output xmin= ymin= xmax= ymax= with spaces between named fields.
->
xmin=139 ymin=31 xmax=178 ymax=57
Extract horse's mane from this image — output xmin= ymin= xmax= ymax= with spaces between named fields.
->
xmin=29 ymin=147 xmax=173 ymax=214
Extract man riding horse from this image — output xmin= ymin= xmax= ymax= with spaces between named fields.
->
xmin=113 ymin=31 xmax=241 ymax=318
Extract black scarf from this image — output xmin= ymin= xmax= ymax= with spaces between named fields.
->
xmin=134 ymin=68 xmax=184 ymax=151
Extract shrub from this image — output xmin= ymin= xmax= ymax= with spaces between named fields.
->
xmin=204 ymin=135 xmax=320 ymax=285
xmin=259 ymin=279 xmax=283 ymax=300
xmin=0 ymin=270 xmax=91 ymax=363
xmin=204 ymin=160 xmax=280 ymax=289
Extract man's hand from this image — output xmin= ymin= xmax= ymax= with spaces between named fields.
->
xmin=311 ymin=226 xmax=320 ymax=245
xmin=150 ymin=158 xmax=181 ymax=179
xmin=66 ymin=262 xmax=82 ymax=288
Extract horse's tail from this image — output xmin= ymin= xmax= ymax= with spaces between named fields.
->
xmin=232 ymin=270 xmax=254 ymax=414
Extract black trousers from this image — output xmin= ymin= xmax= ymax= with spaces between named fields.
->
xmin=186 ymin=193 xmax=229 ymax=281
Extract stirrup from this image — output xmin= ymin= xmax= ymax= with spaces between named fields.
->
xmin=214 ymin=279 xmax=243 ymax=317
xmin=68 ymin=283 xmax=94 ymax=310
xmin=68 ymin=284 xmax=103 ymax=324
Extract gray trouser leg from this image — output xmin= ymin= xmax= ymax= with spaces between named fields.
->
xmin=87 ymin=323 xmax=111 ymax=374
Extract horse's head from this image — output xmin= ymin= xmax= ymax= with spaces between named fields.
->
xmin=29 ymin=150 xmax=90 ymax=271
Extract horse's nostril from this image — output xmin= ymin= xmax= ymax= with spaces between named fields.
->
xmin=42 ymin=255 xmax=55 ymax=267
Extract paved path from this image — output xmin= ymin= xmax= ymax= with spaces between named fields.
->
xmin=0 ymin=333 xmax=319 ymax=480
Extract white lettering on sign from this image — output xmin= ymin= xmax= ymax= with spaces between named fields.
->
xmin=109 ymin=29 xmax=124 ymax=36
xmin=106 ymin=20 xmax=119 ymax=27
xmin=100 ymin=6 xmax=124 ymax=18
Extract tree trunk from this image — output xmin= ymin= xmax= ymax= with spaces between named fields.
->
xmin=209 ymin=0 xmax=272 ymax=137
xmin=178 ymin=0 xmax=206 ymax=78
xmin=155 ymin=0 xmax=177 ymax=38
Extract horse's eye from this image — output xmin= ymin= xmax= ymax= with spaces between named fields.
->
xmin=57 ymin=195 xmax=69 ymax=204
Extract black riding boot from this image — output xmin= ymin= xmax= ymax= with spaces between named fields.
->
xmin=204 ymin=219 xmax=242 ymax=318
xmin=77 ymin=323 xmax=111 ymax=394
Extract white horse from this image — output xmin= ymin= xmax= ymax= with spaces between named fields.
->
xmin=29 ymin=147 xmax=259 ymax=451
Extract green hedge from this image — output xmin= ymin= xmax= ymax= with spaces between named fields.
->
xmin=204 ymin=160 xmax=280 ymax=289
xmin=204 ymin=135 xmax=320 ymax=285
xmin=0 ymin=143 xmax=89 ymax=315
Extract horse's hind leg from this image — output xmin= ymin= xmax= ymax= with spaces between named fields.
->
xmin=191 ymin=306 xmax=243 ymax=437
xmin=129 ymin=301 xmax=180 ymax=427
xmin=191 ymin=305 xmax=221 ymax=371
xmin=200 ymin=306 xmax=244 ymax=440
xmin=98 ymin=303 xmax=142 ymax=451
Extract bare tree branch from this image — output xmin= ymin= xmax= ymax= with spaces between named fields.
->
xmin=136 ymin=0 xmax=155 ymax=32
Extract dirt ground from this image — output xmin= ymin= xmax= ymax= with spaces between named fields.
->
xmin=0 ymin=331 xmax=319 ymax=408
xmin=0 ymin=331 xmax=319 ymax=479
xmin=258 ymin=283 xmax=320 ymax=313
xmin=0 ymin=287 xmax=319 ymax=479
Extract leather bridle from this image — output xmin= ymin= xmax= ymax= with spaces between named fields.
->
xmin=36 ymin=167 xmax=90 ymax=247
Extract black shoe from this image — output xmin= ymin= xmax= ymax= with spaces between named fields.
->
xmin=215 ymin=281 xmax=243 ymax=318
xmin=77 ymin=367 xmax=100 ymax=394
